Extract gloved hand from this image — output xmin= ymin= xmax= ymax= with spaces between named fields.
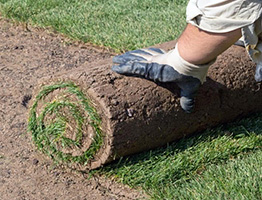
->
xmin=241 ymin=19 xmax=262 ymax=82
xmin=112 ymin=46 xmax=213 ymax=113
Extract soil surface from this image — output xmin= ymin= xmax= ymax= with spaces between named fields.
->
xmin=0 ymin=18 xmax=145 ymax=200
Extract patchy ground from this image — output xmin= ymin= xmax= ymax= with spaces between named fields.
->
xmin=0 ymin=18 xmax=145 ymax=200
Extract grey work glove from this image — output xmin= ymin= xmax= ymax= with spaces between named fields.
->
xmin=112 ymin=47 xmax=211 ymax=113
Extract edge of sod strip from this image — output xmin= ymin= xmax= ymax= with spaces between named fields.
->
xmin=28 ymin=82 xmax=103 ymax=169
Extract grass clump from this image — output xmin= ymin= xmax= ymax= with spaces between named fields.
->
xmin=99 ymin=114 xmax=262 ymax=199
xmin=28 ymin=82 xmax=103 ymax=167
xmin=0 ymin=0 xmax=187 ymax=52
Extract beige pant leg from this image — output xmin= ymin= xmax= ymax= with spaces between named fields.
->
xmin=186 ymin=0 xmax=262 ymax=33
xmin=186 ymin=0 xmax=262 ymax=82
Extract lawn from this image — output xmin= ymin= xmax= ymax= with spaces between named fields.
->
xmin=0 ymin=0 xmax=187 ymax=52
xmin=1 ymin=0 xmax=262 ymax=199
xmin=98 ymin=114 xmax=262 ymax=199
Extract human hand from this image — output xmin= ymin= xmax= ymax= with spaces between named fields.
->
xmin=112 ymin=47 xmax=202 ymax=113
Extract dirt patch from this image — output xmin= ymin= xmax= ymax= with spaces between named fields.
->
xmin=0 ymin=18 xmax=145 ymax=200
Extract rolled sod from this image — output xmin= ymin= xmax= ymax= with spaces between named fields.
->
xmin=28 ymin=41 xmax=262 ymax=170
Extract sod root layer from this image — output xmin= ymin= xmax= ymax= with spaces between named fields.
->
xmin=29 ymin=42 xmax=262 ymax=170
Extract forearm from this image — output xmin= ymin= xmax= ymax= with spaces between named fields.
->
xmin=177 ymin=24 xmax=242 ymax=65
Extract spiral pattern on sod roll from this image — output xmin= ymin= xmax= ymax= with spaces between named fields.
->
xmin=28 ymin=82 xmax=103 ymax=168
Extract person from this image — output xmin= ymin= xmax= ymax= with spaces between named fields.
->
xmin=112 ymin=0 xmax=262 ymax=113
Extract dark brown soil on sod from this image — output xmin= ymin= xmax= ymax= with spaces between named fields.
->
xmin=0 ymin=18 xmax=145 ymax=200
xmin=32 ymin=36 xmax=262 ymax=170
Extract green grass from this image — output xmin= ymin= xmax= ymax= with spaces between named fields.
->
xmin=28 ymin=82 xmax=103 ymax=168
xmin=2 ymin=1 xmax=262 ymax=199
xmin=0 ymin=0 xmax=187 ymax=52
xmin=165 ymin=150 xmax=262 ymax=200
xmin=98 ymin=114 xmax=262 ymax=199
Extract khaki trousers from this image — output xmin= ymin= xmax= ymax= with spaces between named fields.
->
xmin=187 ymin=0 xmax=262 ymax=81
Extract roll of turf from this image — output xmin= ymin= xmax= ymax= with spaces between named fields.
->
xmin=28 ymin=41 xmax=262 ymax=170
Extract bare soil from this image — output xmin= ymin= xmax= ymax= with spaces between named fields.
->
xmin=0 ymin=18 xmax=145 ymax=200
